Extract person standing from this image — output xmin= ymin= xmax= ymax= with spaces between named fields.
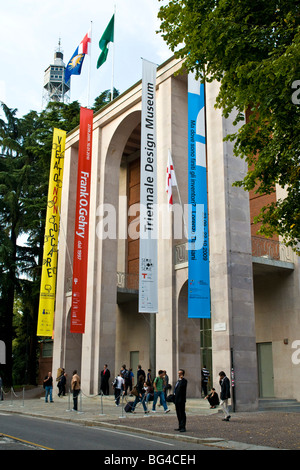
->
xmin=174 ymin=369 xmax=187 ymax=432
xmin=113 ymin=372 xmax=125 ymax=406
xmin=219 ymin=371 xmax=231 ymax=421
xmin=43 ymin=372 xmax=54 ymax=403
xmin=147 ymin=369 xmax=152 ymax=384
xmin=137 ymin=365 xmax=146 ymax=383
xmin=163 ymin=370 xmax=171 ymax=399
xmin=100 ymin=364 xmax=110 ymax=395
xmin=58 ymin=372 xmax=67 ymax=397
xmin=71 ymin=370 xmax=81 ymax=411
xmin=152 ymin=370 xmax=170 ymax=413
xmin=201 ymin=365 xmax=210 ymax=397
xmin=121 ymin=364 xmax=131 ymax=395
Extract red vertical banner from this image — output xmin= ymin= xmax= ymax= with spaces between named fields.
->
xmin=70 ymin=107 xmax=93 ymax=333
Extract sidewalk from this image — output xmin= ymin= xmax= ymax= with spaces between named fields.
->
xmin=1 ymin=389 xmax=299 ymax=450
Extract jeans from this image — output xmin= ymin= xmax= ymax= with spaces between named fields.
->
xmin=152 ymin=390 xmax=168 ymax=411
xmin=114 ymin=388 xmax=122 ymax=405
xmin=145 ymin=393 xmax=153 ymax=404
xmin=73 ymin=389 xmax=80 ymax=410
xmin=45 ymin=386 xmax=53 ymax=403
xmin=132 ymin=393 xmax=147 ymax=412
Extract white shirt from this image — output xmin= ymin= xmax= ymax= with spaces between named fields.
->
xmin=115 ymin=376 xmax=124 ymax=389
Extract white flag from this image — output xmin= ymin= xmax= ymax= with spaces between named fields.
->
xmin=166 ymin=150 xmax=177 ymax=208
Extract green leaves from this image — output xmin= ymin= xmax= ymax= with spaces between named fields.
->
xmin=158 ymin=0 xmax=300 ymax=251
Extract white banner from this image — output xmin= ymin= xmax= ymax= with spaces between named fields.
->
xmin=139 ymin=59 xmax=158 ymax=313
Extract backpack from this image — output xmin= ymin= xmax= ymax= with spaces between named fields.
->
xmin=125 ymin=401 xmax=134 ymax=412
xmin=112 ymin=377 xmax=117 ymax=388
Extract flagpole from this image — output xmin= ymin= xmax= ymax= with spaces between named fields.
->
xmin=169 ymin=148 xmax=188 ymax=240
xmin=87 ymin=21 xmax=92 ymax=108
xmin=111 ymin=5 xmax=116 ymax=101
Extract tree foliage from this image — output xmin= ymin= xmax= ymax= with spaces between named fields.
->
xmin=92 ymin=88 xmax=119 ymax=112
xmin=158 ymin=0 xmax=300 ymax=251
xmin=0 ymin=91 xmax=114 ymax=384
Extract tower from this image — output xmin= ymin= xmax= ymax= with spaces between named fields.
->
xmin=43 ymin=40 xmax=70 ymax=107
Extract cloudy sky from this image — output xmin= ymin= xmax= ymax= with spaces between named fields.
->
xmin=0 ymin=0 xmax=171 ymax=118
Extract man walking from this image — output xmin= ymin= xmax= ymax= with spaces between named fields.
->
xmin=219 ymin=371 xmax=231 ymax=421
xmin=174 ymin=369 xmax=187 ymax=432
xmin=152 ymin=370 xmax=170 ymax=414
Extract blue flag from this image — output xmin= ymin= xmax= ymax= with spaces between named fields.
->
xmin=64 ymin=30 xmax=91 ymax=84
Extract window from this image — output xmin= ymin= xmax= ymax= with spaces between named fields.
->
xmin=42 ymin=341 xmax=53 ymax=358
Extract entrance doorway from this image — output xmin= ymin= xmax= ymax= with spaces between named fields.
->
xmin=130 ymin=351 xmax=139 ymax=378
xmin=257 ymin=342 xmax=274 ymax=397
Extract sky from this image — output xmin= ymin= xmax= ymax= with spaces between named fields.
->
xmin=0 ymin=0 xmax=171 ymax=118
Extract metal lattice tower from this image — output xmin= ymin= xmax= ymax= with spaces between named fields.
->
xmin=42 ymin=40 xmax=70 ymax=108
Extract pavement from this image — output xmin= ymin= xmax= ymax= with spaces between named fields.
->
xmin=1 ymin=387 xmax=300 ymax=450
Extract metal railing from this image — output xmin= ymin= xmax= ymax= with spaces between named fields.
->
xmin=117 ymin=272 xmax=139 ymax=291
xmin=67 ymin=272 xmax=139 ymax=294
xmin=251 ymin=236 xmax=294 ymax=263
xmin=174 ymin=237 xmax=294 ymax=266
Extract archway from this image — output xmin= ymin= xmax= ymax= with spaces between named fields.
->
xmin=96 ymin=110 xmax=144 ymax=379
xmin=177 ymin=280 xmax=202 ymax=397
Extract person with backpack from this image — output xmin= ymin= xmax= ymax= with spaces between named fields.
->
xmin=121 ymin=364 xmax=131 ymax=395
xmin=113 ymin=372 xmax=125 ymax=406
xmin=152 ymin=370 xmax=170 ymax=414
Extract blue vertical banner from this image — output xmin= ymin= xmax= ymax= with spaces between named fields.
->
xmin=188 ymin=73 xmax=210 ymax=319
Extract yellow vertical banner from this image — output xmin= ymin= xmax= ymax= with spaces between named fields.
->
xmin=37 ymin=128 xmax=66 ymax=336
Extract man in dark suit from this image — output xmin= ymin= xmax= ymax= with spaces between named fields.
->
xmin=219 ymin=371 xmax=231 ymax=421
xmin=100 ymin=364 xmax=110 ymax=395
xmin=174 ymin=369 xmax=188 ymax=432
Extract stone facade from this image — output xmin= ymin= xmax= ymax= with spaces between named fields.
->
xmin=52 ymin=57 xmax=300 ymax=409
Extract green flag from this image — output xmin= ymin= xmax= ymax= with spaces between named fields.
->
xmin=97 ymin=14 xmax=114 ymax=69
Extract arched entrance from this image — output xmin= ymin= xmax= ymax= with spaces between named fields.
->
xmin=177 ymin=280 xmax=202 ymax=397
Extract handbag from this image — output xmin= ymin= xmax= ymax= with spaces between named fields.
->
xmin=131 ymin=385 xmax=139 ymax=397
xmin=166 ymin=393 xmax=175 ymax=403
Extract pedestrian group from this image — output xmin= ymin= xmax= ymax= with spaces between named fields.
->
xmin=40 ymin=363 xmax=232 ymax=432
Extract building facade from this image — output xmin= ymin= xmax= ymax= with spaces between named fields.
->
xmin=52 ymin=57 xmax=300 ymax=410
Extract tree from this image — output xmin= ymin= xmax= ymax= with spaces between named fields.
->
xmin=17 ymin=101 xmax=81 ymax=384
xmin=0 ymin=100 xmax=81 ymax=385
xmin=158 ymin=0 xmax=300 ymax=251
xmin=92 ymin=88 xmax=119 ymax=112
xmin=0 ymin=102 xmax=26 ymax=384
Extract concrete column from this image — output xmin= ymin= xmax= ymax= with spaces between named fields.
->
xmin=156 ymin=78 xmax=174 ymax=383
xmin=206 ymin=81 xmax=258 ymax=411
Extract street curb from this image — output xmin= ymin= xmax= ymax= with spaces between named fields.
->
xmin=0 ymin=407 xmax=281 ymax=450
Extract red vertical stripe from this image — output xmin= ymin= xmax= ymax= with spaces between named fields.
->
xmin=70 ymin=107 xmax=93 ymax=333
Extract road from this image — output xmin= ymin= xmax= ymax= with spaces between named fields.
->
xmin=0 ymin=413 xmax=218 ymax=453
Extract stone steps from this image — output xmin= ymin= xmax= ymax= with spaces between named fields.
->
xmin=258 ymin=398 xmax=300 ymax=412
